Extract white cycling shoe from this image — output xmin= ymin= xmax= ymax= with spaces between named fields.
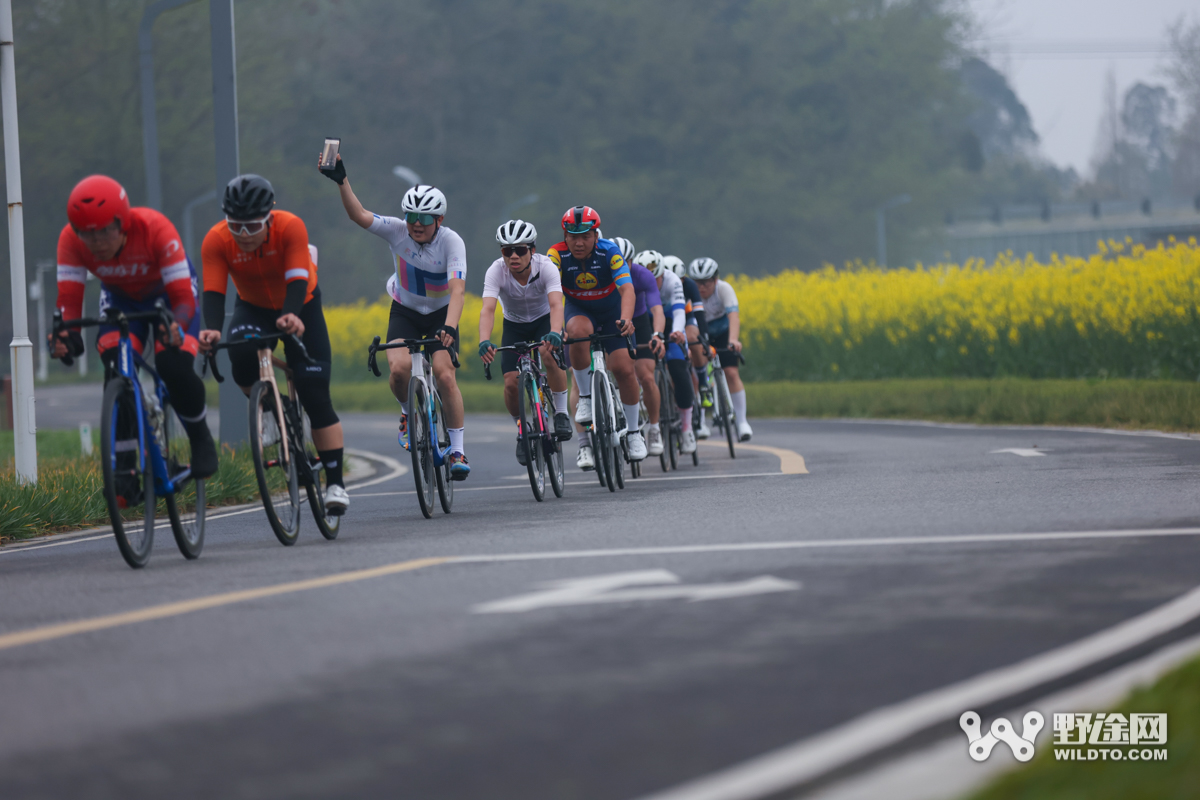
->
xmin=626 ymin=431 xmax=648 ymax=461
xmin=737 ymin=421 xmax=753 ymax=442
xmin=696 ymin=423 xmax=711 ymax=440
xmin=645 ymin=425 xmax=664 ymax=456
xmin=575 ymin=396 xmax=593 ymax=425
xmin=576 ymin=444 xmax=595 ymax=471
xmin=324 ymin=484 xmax=350 ymax=516
xmin=680 ymin=429 xmax=697 ymax=454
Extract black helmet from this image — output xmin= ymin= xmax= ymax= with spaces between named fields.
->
xmin=222 ymin=174 xmax=275 ymax=220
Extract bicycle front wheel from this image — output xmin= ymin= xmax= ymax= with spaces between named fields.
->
xmin=162 ymin=397 xmax=205 ymax=559
xmin=433 ymin=388 xmax=454 ymax=514
xmin=298 ymin=407 xmax=340 ymax=540
xmin=100 ymin=377 xmax=155 ymax=568
xmin=249 ymin=381 xmax=301 ymax=545
xmin=408 ymin=380 xmax=435 ymax=519
xmin=715 ymin=370 xmax=736 ymax=459
xmin=519 ymin=371 xmax=545 ymax=502
xmin=592 ymin=373 xmax=616 ymax=494
xmin=656 ymin=366 xmax=672 ymax=473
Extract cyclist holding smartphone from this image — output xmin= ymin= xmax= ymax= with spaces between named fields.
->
xmin=320 ymin=152 xmax=471 ymax=480
xmin=197 ymin=174 xmax=350 ymax=515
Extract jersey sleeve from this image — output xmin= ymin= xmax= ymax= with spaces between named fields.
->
xmin=201 ymin=226 xmax=230 ymax=297
xmin=281 ymin=215 xmax=315 ymax=285
xmin=542 ymin=256 xmax=563 ymax=294
xmin=719 ymin=280 xmax=739 ymax=313
xmin=367 ymin=214 xmax=409 ymax=248
xmin=444 ymin=229 xmax=467 ymax=282
xmin=547 ymin=244 xmax=564 ymax=271
xmin=150 ymin=213 xmax=195 ymax=326
xmin=481 ymin=261 xmax=502 ymax=300
xmin=55 ymin=226 xmax=89 ymax=321
xmin=608 ymin=247 xmax=631 ymax=288
xmin=632 ymin=264 xmax=661 ymax=307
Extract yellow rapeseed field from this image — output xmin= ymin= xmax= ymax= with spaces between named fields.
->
xmin=325 ymin=239 xmax=1200 ymax=382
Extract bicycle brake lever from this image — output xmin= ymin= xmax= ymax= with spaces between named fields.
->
xmin=448 ymin=346 xmax=460 ymax=369
xmin=484 ymin=361 xmax=492 ymax=381
xmin=368 ymin=336 xmax=382 ymax=377
xmin=206 ymin=352 xmax=225 ymax=383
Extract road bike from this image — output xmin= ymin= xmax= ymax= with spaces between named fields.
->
xmin=205 ymin=333 xmax=340 ymax=545
xmin=484 ymin=340 xmax=566 ymax=501
xmin=368 ymin=336 xmax=457 ymax=518
xmin=654 ymin=355 xmax=686 ymax=471
xmin=564 ymin=332 xmax=636 ymax=493
xmin=693 ymin=337 xmax=744 ymax=459
xmin=53 ymin=303 xmax=205 ymax=569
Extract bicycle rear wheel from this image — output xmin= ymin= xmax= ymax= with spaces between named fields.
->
xmin=433 ymin=389 xmax=454 ymax=514
xmin=545 ymin=393 xmax=565 ymax=498
xmin=409 ymin=380 xmax=435 ymax=519
xmin=715 ymin=370 xmax=736 ymax=459
xmin=249 ymin=381 xmax=301 ymax=545
xmin=161 ymin=396 xmax=205 ymax=559
xmin=297 ymin=405 xmax=341 ymax=540
xmin=519 ymin=371 xmax=545 ymax=501
xmin=100 ymin=377 xmax=155 ymax=569
xmin=593 ymin=373 xmax=616 ymax=493
xmin=656 ymin=366 xmax=673 ymax=472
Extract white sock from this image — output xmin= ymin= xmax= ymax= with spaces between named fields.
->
xmin=573 ymin=368 xmax=592 ymax=396
xmin=553 ymin=391 xmax=569 ymax=414
xmin=448 ymin=427 xmax=464 ymax=455
xmin=731 ymin=389 xmax=747 ymax=426
xmin=623 ymin=403 xmax=641 ymax=432
xmin=680 ymin=408 xmax=692 ymax=431
xmin=700 ymin=408 xmax=708 ymax=427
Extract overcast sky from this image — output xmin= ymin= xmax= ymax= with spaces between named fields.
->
xmin=967 ymin=0 xmax=1197 ymax=175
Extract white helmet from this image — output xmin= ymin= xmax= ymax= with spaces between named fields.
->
xmin=496 ymin=219 xmax=537 ymax=246
xmin=635 ymin=250 xmax=663 ymax=272
xmin=612 ymin=237 xmax=636 ymax=265
xmin=688 ymin=257 xmax=719 ymax=280
xmin=661 ymin=255 xmax=685 ymax=278
xmin=401 ymin=184 xmax=447 ymax=216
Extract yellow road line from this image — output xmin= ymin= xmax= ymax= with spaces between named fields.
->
xmin=698 ymin=441 xmax=808 ymax=474
xmin=0 ymin=557 xmax=447 ymax=652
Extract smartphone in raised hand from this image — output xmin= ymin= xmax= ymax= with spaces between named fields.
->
xmin=319 ymin=137 xmax=341 ymax=170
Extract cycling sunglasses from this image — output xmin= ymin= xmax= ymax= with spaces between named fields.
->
xmin=501 ymin=245 xmax=531 ymax=258
xmin=226 ymin=214 xmax=270 ymax=236
xmin=564 ymin=221 xmax=598 ymax=235
xmin=405 ymin=212 xmax=439 ymax=226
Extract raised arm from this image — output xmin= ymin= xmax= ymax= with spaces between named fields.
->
xmin=319 ymin=154 xmax=374 ymax=229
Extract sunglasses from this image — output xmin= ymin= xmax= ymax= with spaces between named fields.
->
xmin=564 ymin=222 xmax=597 ymax=235
xmin=226 ymin=214 xmax=270 ymax=236
xmin=501 ymin=245 xmax=531 ymax=258
xmin=76 ymin=220 xmax=122 ymax=241
xmin=405 ymin=212 xmax=438 ymax=226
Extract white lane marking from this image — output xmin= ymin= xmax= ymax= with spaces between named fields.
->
xmin=697 ymin=440 xmax=809 ymax=474
xmin=632 ymin=575 xmax=1200 ymax=800
xmin=1 ymin=449 xmax=405 ymax=555
xmin=990 ymin=448 xmax=1050 ymax=457
xmin=448 ymin=527 xmax=1200 ymax=565
xmin=350 ymin=471 xmax=794 ymax=499
xmin=810 ymin=416 xmax=1200 ymax=442
xmin=472 ymin=570 xmax=799 ymax=614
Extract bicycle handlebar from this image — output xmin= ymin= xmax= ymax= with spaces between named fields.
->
xmin=367 ymin=335 xmax=460 ymax=377
xmin=201 ymin=331 xmax=315 ymax=383
xmin=482 ymin=339 xmax=566 ymax=381
xmin=51 ymin=300 xmax=176 ymax=366
xmin=563 ymin=331 xmax=637 ymax=359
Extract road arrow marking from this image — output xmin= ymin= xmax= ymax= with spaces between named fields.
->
xmin=990 ymin=448 xmax=1050 ymax=457
xmin=471 ymin=569 xmax=800 ymax=614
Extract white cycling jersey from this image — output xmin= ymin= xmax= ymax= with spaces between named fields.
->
xmin=703 ymin=279 xmax=739 ymax=324
xmin=368 ymin=214 xmax=467 ymax=316
xmin=658 ymin=269 xmax=687 ymax=332
xmin=482 ymin=253 xmax=563 ymax=323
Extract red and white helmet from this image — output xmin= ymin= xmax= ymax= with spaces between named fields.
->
xmin=561 ymin=205 xmax=601 ymax=234
xmin=67 ymin=175 xmax=130 ymax=231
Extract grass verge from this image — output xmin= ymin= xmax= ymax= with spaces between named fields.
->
xmin=966 ymin=654 xmax=1200 ymax=800
xmin=746 ymin=378 xmax=1200 ymax=431
xmin=0 ymin=443 xmax=267 ymax=544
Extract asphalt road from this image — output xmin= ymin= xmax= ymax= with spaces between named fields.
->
xmin=3 ymin=390 xmax=1200 ymax=799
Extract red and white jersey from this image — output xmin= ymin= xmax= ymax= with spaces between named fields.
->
xmin=56 ymin=206 xmax=194 ymax=325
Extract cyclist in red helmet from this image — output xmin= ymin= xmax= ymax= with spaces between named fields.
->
xmin=51 ymin=175 xmax=218 ymax=478
xmin=548 ymin=205 xmax=647 ymax=464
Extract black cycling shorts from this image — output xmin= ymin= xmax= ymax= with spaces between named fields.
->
xmin=500 ymin=314 xmax=551 ymax=375
xmin=633 ymin=311 xmax=658 ymax=361
xmin=226 ymin=286 xmax=339 ymax=429
xmin=708 ymin=328 xmax=741 ymax=369
xmin=386 ymin=302 xmax=460 ymax=356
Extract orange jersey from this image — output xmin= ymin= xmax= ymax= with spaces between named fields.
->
xmin=201 ymin=210 xmax=317 ymax=310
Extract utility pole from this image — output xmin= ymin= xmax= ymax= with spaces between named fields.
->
xmin=140 ymin=0 xmax=200 ymax=211
xmin=876 ymin=194 xmax=911 ymax=269
xmin=210 ymin=0 xmax=246 ymax=445
xmin=1 ymin=0 xmax=36 ymax=483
